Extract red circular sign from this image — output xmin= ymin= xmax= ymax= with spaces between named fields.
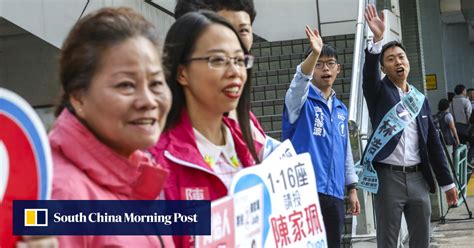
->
xmin=0 ymin=88 xmax=53 ymax=247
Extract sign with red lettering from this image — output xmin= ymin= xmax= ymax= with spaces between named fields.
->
xmin=196 ymin=196 xmax=235 ymax=247
xmin=196 ymin=184 xmax=263 ymax=248
xmin=0 ymin=88 xmax=53 ymax=247
xmin=231 ymin=141 xmax=326 ymax=248
xmin=181 ymin=187 xmax=210 ymax=200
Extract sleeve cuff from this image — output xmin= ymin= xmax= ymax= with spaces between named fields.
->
xmin=295 ymin=64 xmax=313 ymax=81
xmin=440 ymin=183 xmax=456 ymax=192
xmin=346 ymin=183 xmax=358 ymax=191
xmin=367 ymin=39 xmax=383 ymax=54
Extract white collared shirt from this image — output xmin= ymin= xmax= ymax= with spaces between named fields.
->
xmin=193 ymin=125 xmax=242 ymax=190
xmin=379 ymin=84 xmax=421 ymax=166
xmin=450 ymin=95 xmax=471 ymax=124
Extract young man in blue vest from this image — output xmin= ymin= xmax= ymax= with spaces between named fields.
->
xmin=282 ymin=26 xmax=360 ymax=247
xmin=364 ymin=5 xmax=458 ymax=247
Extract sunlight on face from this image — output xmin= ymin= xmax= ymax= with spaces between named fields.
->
xmin=72 ymin=36 xmax=172 ymax=156
xmin=382 ymin=46 xmax=410 ymax=85
xmin=179 ymin=24 xmax=247 ymax=116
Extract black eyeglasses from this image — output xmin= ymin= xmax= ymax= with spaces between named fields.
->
xmin=315 ymin=60 xmax=338 ymax=69
xmin=187 ymin=55 xmax=254 ymax=69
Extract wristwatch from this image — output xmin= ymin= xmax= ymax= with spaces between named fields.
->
xmin=346 ymin=183 xmax=358 ymax=191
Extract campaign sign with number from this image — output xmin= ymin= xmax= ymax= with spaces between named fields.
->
xmin=230 ymin=141 xmax=327 ymax=248
xmin=0 ymin=88 xmax=53 ymax=247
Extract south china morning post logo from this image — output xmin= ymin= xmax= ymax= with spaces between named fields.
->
xmin=24 ymin=209 xmax=48 ymax=227
xmin=13 ymin=200 xmax=211 ymax=235
xmin=51 ymin=211 xmax=198 ymax=225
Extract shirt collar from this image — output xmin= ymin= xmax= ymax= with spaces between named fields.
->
xmin=311 ymin=84 xmax=336 ymax=100
xmin=193 ymin=125 xmax=237 ymax=168
xmin=393 ymin=83 xmax=412 ymax=96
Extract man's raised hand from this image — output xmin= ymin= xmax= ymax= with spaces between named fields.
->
xmin=305 ymin=25 xmax=323 ymax=56
xmin=364 ymin=4 xmax=385 ymax=42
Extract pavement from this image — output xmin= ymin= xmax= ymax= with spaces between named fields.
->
xmin=352 ymin=182 xmax=474 ymax=248
xmin=429 ymin=195 xmax=474 ymax=248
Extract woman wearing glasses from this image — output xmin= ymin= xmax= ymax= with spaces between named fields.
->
xmin=149 ymin=12 xmax=258 ymax=246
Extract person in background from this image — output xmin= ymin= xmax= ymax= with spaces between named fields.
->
xmin=363 ymin=5 xmax=457 ymax=247
xmin=451 ymin=84 xmax=473 ymax=161
xmin=448 ymin=92 xmax=455 ymax=104
xmin=174 ymin=0 xmax=256 ymax=51
xmin=467 ymin=88 xmax=474 ymax=160
xmin=467 ymin=88 xmax=474 ymax=111
xmin=149 ymin=11 xmax=259 ymax=247
xmin=435 ymin=99 xmax=460 ymax=155
xmin=213 ymin=0 xmax=256 ymax=52
xmin=174 ymin=0 xmax=268 ymax=156
xmin=282 ymin=26 xmax=359 ymax=247
xmin=174 ymin=0 xmax=213 ymax=19
xmin=50 ymin=7 xmax=173 ymax=247
xmin=450 ymin=84 xmax=471 ymax=135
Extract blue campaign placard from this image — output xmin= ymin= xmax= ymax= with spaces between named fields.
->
xmin=13 ymin=200 xmax=211 ymax=235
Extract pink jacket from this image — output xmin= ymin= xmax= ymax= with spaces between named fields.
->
xmin=149 ymin=110 xmax=259 ymax=248
xmin=50 ymin=110 xmax=174 ymax=248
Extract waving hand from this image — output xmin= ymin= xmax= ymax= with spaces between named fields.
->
xmin=305 ymin=25 xmax=323 ymax=56
xmin=364 ymin=4 xmax=385 ymax=42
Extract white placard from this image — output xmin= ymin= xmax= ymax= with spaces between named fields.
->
xmin=234 ymin=185 xmax=263 ymax=248
xmin=231 ymin=141 xmax=327 ymax=248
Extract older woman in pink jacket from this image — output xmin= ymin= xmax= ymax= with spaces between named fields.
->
xmin=49 ymin=7 xmax=174 ymax=247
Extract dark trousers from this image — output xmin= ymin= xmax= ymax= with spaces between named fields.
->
xmin=374 ymin=166 xmax=431 ymax=248
xmin=318 ymin=193 xmax=345 ymax=248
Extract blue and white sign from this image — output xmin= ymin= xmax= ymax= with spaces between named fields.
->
xmin=230 ymin=140 xmax=326 ymax=248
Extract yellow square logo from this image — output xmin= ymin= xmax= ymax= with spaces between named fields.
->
xmin=24 ymin=209 xmax=48 ymax=227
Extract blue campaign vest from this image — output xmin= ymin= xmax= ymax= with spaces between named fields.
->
xmin=282 ymin=86 xmax=348 ymax=199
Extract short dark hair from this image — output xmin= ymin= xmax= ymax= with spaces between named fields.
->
xmin=174 ymin=0 xmax=213 ymax=19
xmin=163 ymin=11 xmax=259 ymax=163
xmin=448 ymin=92 xmax=455 ymax=102
xmin=214 ymin=0 xmax=257 ymax=23
xmin=174 ymin=0 xmax=257 ymax=24
xmin=467 ymin=88 xmax=474 ymax=93
xmin=304 ymin=44 xmax=338 ymax=59
xmin=438 ymin=99 xmax=450 ymax=111
xmin=454 ymin=84 xmax=466 ymax=95
xmin=56 ymin=7 xmax=160 ymax=116
xmin=380 ymin=40 xmax=407 ymax=66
